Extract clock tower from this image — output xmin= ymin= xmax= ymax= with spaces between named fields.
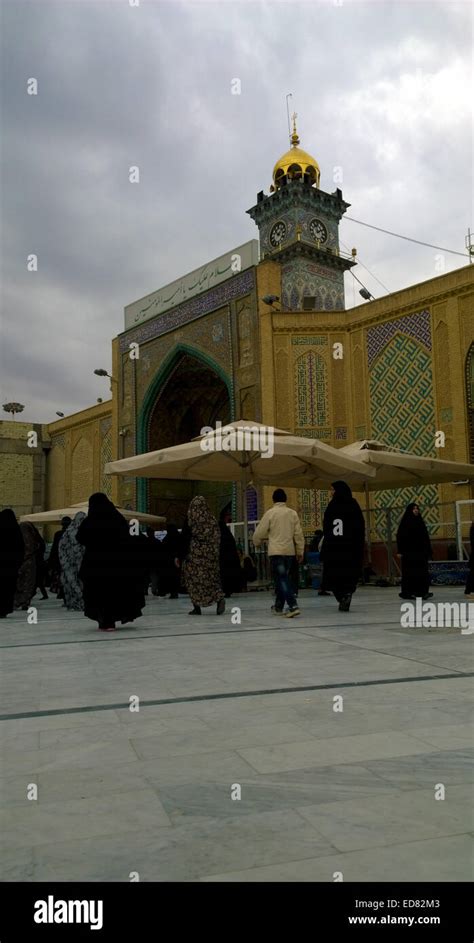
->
xmin=247 ymin=116 xmax=355 ymax=310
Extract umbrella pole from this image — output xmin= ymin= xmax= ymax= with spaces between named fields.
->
xmin=365 ymin=482 xmax=372 ymax=565
xmin=242 ymin=479 xmax=249 ymax=555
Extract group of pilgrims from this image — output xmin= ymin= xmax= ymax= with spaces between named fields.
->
xmin=0 ymin=483 xmax=473 ymax=628
xmin=0 ymin=493 xmax=253 ymax=630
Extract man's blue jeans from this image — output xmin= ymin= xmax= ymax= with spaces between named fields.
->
xmin=271 ymin=555 xmax=297 ymax=610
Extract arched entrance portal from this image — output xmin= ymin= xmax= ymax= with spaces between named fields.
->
xmin=144 ymin=351 xmax=233 ymax=524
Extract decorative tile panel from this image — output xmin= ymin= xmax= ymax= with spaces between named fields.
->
xmin=295 ymin=352 xmax=329 ymax=427
xmin=100 ymin=430 xmax=112 ymax=498
xmin=298 ymin=487 xmax=330 ymax=533
xmin=119 ymin=269 xmax=255 ymax=353
xmin=281 ymin=260 xmax=344 ymax=311
xmin=367 ymin=310 xmax=431 ymax=368
xmin=369 ymin=330 xmax=439 ymax=529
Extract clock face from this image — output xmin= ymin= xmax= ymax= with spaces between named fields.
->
xmin=269 ymin=220 xmax=287 ymax=247
xmin=309 ymin=218 xmax=328 ymax=244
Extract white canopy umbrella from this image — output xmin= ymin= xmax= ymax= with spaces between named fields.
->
xmin=340 ymin=440 xmax=474 ymax=490
xmin=20 ymin=502 xmax=165 ymax=526
xmin=105 ymin=420 xmax=376 ymax=552
xmin=340 ymin=439 xmax=474 ymax=566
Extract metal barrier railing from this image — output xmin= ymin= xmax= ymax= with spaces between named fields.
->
xmin=229 ymin=521 xmax=272 ymax=586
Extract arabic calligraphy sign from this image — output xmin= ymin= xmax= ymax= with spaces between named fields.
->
xmin=124 ymin=240 xmax=259 ymax=330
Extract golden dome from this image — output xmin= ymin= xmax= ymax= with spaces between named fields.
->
xmin=271 ymin=115 xmax=320 ymax=190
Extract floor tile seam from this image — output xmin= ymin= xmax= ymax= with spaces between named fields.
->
xmin=1 ymin=614 xmax=446 ymax=649
xmin=294 ymin=825 xmax=474 ymax=858
xmin=264 ymin=719 xmax=471 ymax=742
xmin=1 ymin=672 xmax=472 ymax=723
xmin=200 ymin=775 xmax=406 ymax=794
xmin=5 ymin=746 xmax=257 ymax=778
xmin=0 ymin=626 xmax=289 ymax=650
xmin=199 ymin=829 xmax=474 ymax=879
xmin=272 ymin=634 xmax=472 ymax=671
xmin=293 ymin=781 xmax=473 ymax=811
xmin=3 ymin=770 xmax=471 ymax=796
xmin=25 ymin=832 xmax=341 ymax=880
xmin=231 ymin=737 xmax=452 ymax=772
xmin=287 ymin=630 xmax=472 ymax=671
xmin=0 ymin=790 xmax=174 ymax=817
xmin=0 ymin=680 xmax=471 ymax=722
xmin=9 ymin=825 xmax=179 ymax=859
xmin=402 ymin=730 xmax=474 ymax=751
xmin=26 ymin=842 xmax=343 ymax=880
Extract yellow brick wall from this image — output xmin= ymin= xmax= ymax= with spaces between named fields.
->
xmin=0 ymin=454 xmax=33 ymax=509
xmin=46 ymin=441 xmax=65 ymax=508
xmin=0 ymin=421 xmax=50 ymax=518
xmin=0 ymin=421 xmax=31 ymax=440
xmin=46 ymin=401 xmax=112 ymax=512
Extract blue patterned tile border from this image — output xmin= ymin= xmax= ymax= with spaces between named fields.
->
xmin=119 ymin=269 xmax=255 ymax=353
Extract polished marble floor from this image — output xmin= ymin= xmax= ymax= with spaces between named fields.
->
xmin=0 ymin=586 xmax=472 ymax=881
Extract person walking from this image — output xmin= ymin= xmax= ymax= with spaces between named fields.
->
xmin=396 ymin=502 xmax=433 ymax=600
xmin=14 ymin=522 xmax=42 ymax=610
xmin=77 ymin=493 xmax=145 ymax=631
xmin=59 ymin=511 xmax=86 ymax=610
xmin=252 ymin=488 xmax=304 ymax=618
xmin=0 ymin=509 xmax=25 ymax=618
xmin=218 ymin=506 xmax=242 ymax=598
xmin=464 ymin=523 xmax=474 ymax=598
xmin=322 ymin=481 xmax=365 ymax=612
xmin=182 ymin=496 xmax=225 ymax=616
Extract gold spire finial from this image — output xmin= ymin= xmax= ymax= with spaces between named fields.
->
xmin=291 ymin=112 xmax=299 ymax=146
xmin=272 ymin=112 xmax=321 ymax=190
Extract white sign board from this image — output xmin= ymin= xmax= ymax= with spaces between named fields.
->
xmin=124 ymin=240 xmax=259 ymax=330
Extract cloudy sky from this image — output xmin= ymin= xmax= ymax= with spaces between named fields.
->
xmin=1 ymin=0 xmax=472 ymax=424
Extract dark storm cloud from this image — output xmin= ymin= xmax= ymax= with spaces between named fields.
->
xmin=1 ymin=0 xmax=471 ymax=422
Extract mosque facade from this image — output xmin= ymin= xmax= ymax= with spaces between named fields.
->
xmin=2 ymin=124 xmax=473 ymax=539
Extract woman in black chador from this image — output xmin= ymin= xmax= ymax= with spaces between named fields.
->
xmin=396 ymin=502 xmax=433 ymax=600
xmin=322 ymin=481 xmax=365 ymax=612
xmin=218 ymin=507 xmax=242 ymax=598
xmin=0 ymin=509 xmax=24 ymax=618
xmin=77 ymin=493 xmax=144 ymax=631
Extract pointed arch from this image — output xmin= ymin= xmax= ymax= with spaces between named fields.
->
xmin=137 ymin=344 xmax=234 ymax=454
xmin=136 ymin=344 xmax=234 ymax=511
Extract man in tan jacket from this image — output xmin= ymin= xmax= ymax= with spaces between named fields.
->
xmin=252 ymin=489 xmax=305 ymax=618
